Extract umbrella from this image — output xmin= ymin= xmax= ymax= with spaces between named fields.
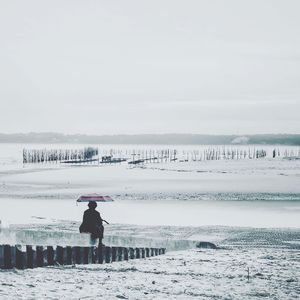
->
xmin=77 ymin=194 xmax=112 ymax=224
xmin=76 ymin=194 xmax=114 ymax=203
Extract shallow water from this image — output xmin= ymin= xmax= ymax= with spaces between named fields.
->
xmin=0 ymin=143 xmax=299 ymax=228
xmin=0 ymin=194 xmax=299 ymax=228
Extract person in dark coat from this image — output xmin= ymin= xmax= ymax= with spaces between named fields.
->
xmin=79 ymin=201 xmax=109 ymax=246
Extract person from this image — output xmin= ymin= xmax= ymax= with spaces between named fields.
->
xmin=79 ymin=201 xmax=109 ymax=247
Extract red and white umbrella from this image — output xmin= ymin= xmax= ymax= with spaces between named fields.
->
xmin=77 ymin=194 xmax=114 ymax=203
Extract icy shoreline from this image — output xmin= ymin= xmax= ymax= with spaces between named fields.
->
xmin=1 ymin=223 xmax=299 ymax=300
xmin=0 ymin=144 xmax=299 ymax=298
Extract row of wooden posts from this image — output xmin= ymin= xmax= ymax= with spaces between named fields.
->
xmin=23 ymin=147 xmax=98 ymax=164
xmin=23 ymin=147 xmax=300 ymax=165
xmin=0 ymin=245 xmax=166 ymax=270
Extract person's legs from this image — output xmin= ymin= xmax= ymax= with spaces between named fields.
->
xmin=100 ymin=224 xmax=104 ymax=239
xmin=97 ymin=225 xmax=104 ymax=247
xmin=90 ymin=235 xmax=97 ymax=246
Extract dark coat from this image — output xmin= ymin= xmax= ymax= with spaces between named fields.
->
xmin=79 ymin=208 xmax=104 ymax=239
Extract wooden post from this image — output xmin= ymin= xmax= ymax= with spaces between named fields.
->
xmin=11 ymin=246 xmax=16 ymax=269
xmin=36 ymin=246 xmax=44 ymax=267
xmin=79 ymin=247 xmax=85 ymax=264
xmin=88 ymin=247 xmax=93 ymax=264
xmin=16 ymin=245 xmax=26 ymax=269
xmin=135 ymin=248 xmax=140 ymax=259
xmin=150 ymin=248 xmax=154 ymax=256
xmin=111 ymin=247 xmax=117 ymax=262
xmin=145 ymin=248 xmax=150 ymax=257
xmin=42 ymin=247 xmax=48 ymax=266
xmin=4 ymin=245 xmax=12 ymax=269
xmin=65 ymin=246 xmax=72 ymax=265
xmin=56 ymin=246 xmax=64 ymax=265
xmin=141 ymin=248 xmax=145 ymax=258
xmin=82 ymin=247 xmax=89 ymax=264
xmin=154 ymin=249 xmax=159 ymax=256
xmin=117 ymin=247 xmax=123 ymax=261
xmin=3 ymin=245 xmax=12 ymax=269
xmin=26 ymin=245 xmax=35 ymax=269
xmin=47 ymin=246 xmax=54 ymax=266
xmin=129 ymin=247 xmax=135 ymax=259
xmin=124 ymin=248 xmax=129 ymax=261
xmin=72 ymin=246 xmax=81 ymax=265
xmin=105 ymin=246 xmax=111 ymax=263
xmin=98 ymin=246 xmax=104 ymax=264
xmin=0 ymin=245 xmax=4 ymax=269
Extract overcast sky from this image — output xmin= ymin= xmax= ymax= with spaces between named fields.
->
xmin=0 ymin=0 xmax=299 ymax=135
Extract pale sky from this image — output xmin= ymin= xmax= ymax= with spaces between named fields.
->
xmin=0 ymin=0 xmax=299 ymax=135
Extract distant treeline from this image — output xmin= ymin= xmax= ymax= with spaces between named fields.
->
xmin=1 ymin=133 xmax=300 ymax=145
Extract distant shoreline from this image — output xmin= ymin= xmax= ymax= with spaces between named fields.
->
xmin=0 ymin=133 xmax=300 ymax=145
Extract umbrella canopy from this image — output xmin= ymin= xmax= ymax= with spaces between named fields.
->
xmin=77 ymin=194 xmax=114 ymax=203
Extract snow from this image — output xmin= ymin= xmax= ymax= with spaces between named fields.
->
xmin=0 ymin=143 xmax=300 ymax=299
xmin=1 ymin=227 xmax=299 ymax=299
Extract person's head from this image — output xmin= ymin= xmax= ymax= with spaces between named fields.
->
xmin=88 ymin=201 xmax=97 ymax=210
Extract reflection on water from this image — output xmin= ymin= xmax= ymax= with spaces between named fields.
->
xmin=0 ymin=196 xmax=299 ymax=228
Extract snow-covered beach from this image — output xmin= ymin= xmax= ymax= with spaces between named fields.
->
xmin=2 ymin=0 xmax=300 ymax=297
xmin=0 ymin=143 xmax=300 ymax=299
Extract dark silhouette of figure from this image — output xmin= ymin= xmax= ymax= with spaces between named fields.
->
xmin=79 ymin=201 xmax=109 ymax=246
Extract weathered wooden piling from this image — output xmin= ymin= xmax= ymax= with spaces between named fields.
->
xmin=145 ymin=248 xmax=150 ymax=257
xmin=36 ymin=246 xmax=45 ymax=267
xmin=117 ymin=247 xmax=123 ymax=261
xmin=65 ymin=246 xmax=72 ymax=265
xmin=47 ymin=246 xmax=54 ymax=266
xmin=111 ymin=247 xmax=117 ymax=262
xmin=135 ymin=248 xmax=140 ymax=259
xmin=26 ymin=245 xmax=35 ymax=268
xmin=105 ymin=246 xmax=111 ymax=263
xmin=56 ymin=246 xmax=64 ymax=265
xmin=83 ymin=247 xmax=90 ymax=264
xmin=150 ymin=248 xmax=155 ymax=256
xmin=98 ymin=246 xmax=104 ymax=264
xmin=129 ymin=247 xmax=135 ymax=259
xmin=16 ymin=245 xmax=26 ymax=269
xmin=0 ymin=245 xmax=4 ymax=269
xmin=124 ymin=247 xmax=129 ymax=261
xmin=4 ymin=245 xmax=13 ymax=269
xmin=72 ymin=246 xmax=81 ymax=264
